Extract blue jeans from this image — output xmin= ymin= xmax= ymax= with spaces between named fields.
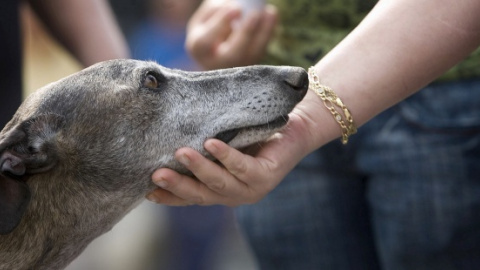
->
xmin=235 ymin=79 xmax=480 ymax=270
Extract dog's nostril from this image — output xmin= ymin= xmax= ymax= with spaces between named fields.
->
xmin=283 ymin=70 xmax=309 ymax=92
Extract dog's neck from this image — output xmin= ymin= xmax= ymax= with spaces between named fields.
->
xmin=0 ymin=172 xmax=145 ymax=270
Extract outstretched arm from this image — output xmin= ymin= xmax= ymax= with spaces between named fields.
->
xmin=148 ymin=0 xmax=480 ymax=206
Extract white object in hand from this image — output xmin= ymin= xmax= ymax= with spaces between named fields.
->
xmin=232 ymin=0 xmax=266 ymax=27
xmin=235 ymin=0 xmax=266 ymax=17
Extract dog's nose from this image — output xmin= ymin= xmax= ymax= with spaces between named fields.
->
xmin=283 ymin=68 xmax=309 ymax=94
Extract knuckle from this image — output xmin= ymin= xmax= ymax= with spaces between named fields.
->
xmin=185 ymin=38 xmax=195 ymax=53
xmin=189 ymin=192 xmax=207 ymax=206
xmin=195 ymin=35 xmax=213 ymax=51
xmin=189 ymin=196 xmax=204 ymax=206
xmin=208 ymin=180 xmax=227 ymax=193
xmin=186 ymin=34 xmax=210 ymax=57
xmin=229 ymin=159 xmax=248 ymax=177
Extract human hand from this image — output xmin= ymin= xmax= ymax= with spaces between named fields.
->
xmin=185 ymin=0 xmax=278 ymax=70
xmin=146 ymin=107 xmax=320 ymax=207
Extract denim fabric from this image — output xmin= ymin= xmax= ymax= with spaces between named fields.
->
xmin=235 ymin=79 xmax=480 ymax=270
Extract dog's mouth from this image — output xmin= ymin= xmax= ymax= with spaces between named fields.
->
xmin=214 ymin=115 xmax=289 ymax=144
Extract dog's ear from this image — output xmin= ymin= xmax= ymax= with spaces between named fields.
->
xmin=0 ymin=114 xmax=64 ymax=234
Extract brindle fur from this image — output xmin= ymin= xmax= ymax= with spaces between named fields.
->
xmin=0 ymin=59 xmax=307 ymax=269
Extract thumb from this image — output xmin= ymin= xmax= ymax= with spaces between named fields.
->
xmin=256 ymin=114 xmax=313 ymax=176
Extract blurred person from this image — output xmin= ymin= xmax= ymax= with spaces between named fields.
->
xmin=1 ymin=0 xmax=128 ymax=128
xmin=129 ymin=1 xmax=240 ymax=270
xmin=147 ymin=0 xmax=480 ymax=269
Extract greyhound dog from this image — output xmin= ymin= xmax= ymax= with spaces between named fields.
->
xmin=0 ymin=59 xmax=308 ymax=269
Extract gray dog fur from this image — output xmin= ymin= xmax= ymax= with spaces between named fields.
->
xmin=0 ymin=59 xmax=307 ymax=269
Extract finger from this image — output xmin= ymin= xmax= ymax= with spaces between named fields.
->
xmin=219 ymin=11 xmax=262 ymax=63
xmin=187 ymin=5 xmax=241 ymax=60
xmin=146 ymin=187 xmax=191 ymax=206
xmin=248 ymin=5 xmax=278 ymax=60
xmin=221 ymin=7 xmax=277 ymax=66
xmin=173 ymin=147 xmax=250 ymax=199
xmin=151 ymin=167 xmax=216 ymax=205
xmin=189 ymin=0 xmax=221 ymax=24
xmin=244 ymin=115 xmax=313 ymax=177
xmin=205 ymin=6 xmax=240 ymax=41
xmin=203 ymin=139 xmax=256 ymax=182
xmin=203 ymin=139 xmax=274 ymax=203
xmin=189 ymin=0 xmax=236 ymax=24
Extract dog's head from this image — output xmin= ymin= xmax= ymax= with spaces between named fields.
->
xmin=0 ymin=59 xmax=308 ymax=234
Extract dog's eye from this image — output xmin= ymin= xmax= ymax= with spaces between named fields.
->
xmin=143 ymin=73 xmax=159 ymax=89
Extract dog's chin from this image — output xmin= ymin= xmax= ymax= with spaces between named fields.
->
xmin=214 ymin=115 xmax=289 ymax=149
xmin=170 ymin=116 xmax=289 ymax=179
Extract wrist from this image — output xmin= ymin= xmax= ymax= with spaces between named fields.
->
xmin=289 ymin=89 xmax=344 ymax=154
xmin=307 ymin=67 xmax=357 ymax=144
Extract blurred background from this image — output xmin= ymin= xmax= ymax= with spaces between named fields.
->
xmin=21 ymin=0 xmax=259 ymax=269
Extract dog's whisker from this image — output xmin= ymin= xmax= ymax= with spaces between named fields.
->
xmin=265 ymin=112 xmax=271 ymax=129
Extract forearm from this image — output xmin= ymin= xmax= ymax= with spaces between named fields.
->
xmin=28 ymin=0 xmax=129 ymax=66
xmin=304 ymin=0 xmax=480 ymax=150
xmin=147 ymin=0 xmax=480 ymax=207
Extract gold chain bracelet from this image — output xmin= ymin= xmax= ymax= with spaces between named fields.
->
xmin=308 ymin=67 xmax=357 ymax=144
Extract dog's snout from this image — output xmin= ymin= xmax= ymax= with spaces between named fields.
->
xmin=283 ymin=68 xmax=309 ymax=94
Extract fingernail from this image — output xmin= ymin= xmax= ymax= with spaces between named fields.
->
xmin=205 ymin=140 xmax=219 ymax=155
xmin=177 ymin=153 xmax=190 ymax=166
xmin=154 ymin=179 xmax=168 ymax=189
xmin=146 ymin=193 xmax=159 ymax=203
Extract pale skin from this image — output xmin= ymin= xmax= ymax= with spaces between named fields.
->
xmin=27 ymin=0 xmax=129 ymax=66
xmin=147 ymin=0 xmax=480 ymax=206
xmin=185 ymin=0 xmax=279 ymax=69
